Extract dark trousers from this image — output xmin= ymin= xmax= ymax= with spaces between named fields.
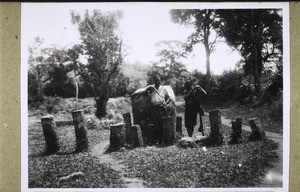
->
xmin=150 ymin=105 xmax=166 ymax=144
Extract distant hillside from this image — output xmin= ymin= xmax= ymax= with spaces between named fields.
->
xmin=121 ymin=61 xmax=149 ymax=81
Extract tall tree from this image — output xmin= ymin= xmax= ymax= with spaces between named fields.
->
xmin=170 ymin=9 xmax=218 ymax=77
xmin=67 ymin=45 xmax=84 ymax=109
xmin=216 ymin=9 xmax=282 ymax=94
xmin=71 ymin=10 xmax=124 ymax=118
xmin=147 ymin=40 xmax=189 ymax=94
xmin=28 ymin=37 xmax=55 ymax=101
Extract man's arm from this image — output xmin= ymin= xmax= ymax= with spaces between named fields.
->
xmin=195 ymin=85 xmax=207 ymax=95
xmin=131 ymin=85 xmax=153 ymax=98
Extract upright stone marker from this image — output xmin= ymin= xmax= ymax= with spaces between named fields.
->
xmin=132 ymin=125 xmax=144 ymax=147
xmin=72 ymin=110 xmax=89 ymax=152
xmin=123 ymin=113 xmax=132 ymax=145
xmin=131 ymin=92 xmax=153 ymax=145
xmin=163 ymin=116 xmax=175 ymax=146
xmin=41 ymin=116 xmax=60 ymax=155
xmin=230 ymin=118 xmax=242 ymax=144
xmin=110 ymin=123 xmax=126 ymax=150
xmin=208 ymin=110 xmax=223 ymax=145
xmin=176 ymin=116 xmax=182 ymax=134
xmin=248 ymin=118 xmax=266 ymax=141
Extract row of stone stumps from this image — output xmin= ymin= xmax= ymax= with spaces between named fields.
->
xmin=229 ymin=116 xmax=267 ymax=144
xmin=109 ymin=113 xmax=181 ymax=151
xmin=41 ymin=110 xmax=88 ymax=155
xmin=198 ymin=109 xmax=267 ymax=146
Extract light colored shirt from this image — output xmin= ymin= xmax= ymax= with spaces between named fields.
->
xmin=149 ymin=85 xmax=169 ymax=106
xmin=133 ymin=85 xmax=176 ymax=106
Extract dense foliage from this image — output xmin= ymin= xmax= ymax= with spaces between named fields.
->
xmin=28 ymin=9 xmax=283 ymax=118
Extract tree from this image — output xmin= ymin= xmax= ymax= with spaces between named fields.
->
xmin=71 ymin=10 xmax=124 ymax=118
xmin=170 ymin=9 xmax=219 ymax=78
xmin=216 ymin=9 xmax=282 ymax=94
xmin=67 ymin=45 xmax=84 ymax=109
xmin=147 ymin=40 xmax=189 ymax=94
xmin=28 ymin=37 xmax=55 ymax=102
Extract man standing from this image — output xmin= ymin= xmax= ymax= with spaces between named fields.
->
xmin=131 ymin=75 xmax=171 ymax=145
xmin=194 ymin=85 xmax=207 ymax=135
xmin=183 ymin=81 xmax=206 ymax=137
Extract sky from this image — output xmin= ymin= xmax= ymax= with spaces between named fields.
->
xmin=23 ymin=2 xmax=278 ymax=75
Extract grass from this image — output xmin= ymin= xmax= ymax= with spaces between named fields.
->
xmin=205 ymin=102 xmax=283 ymax=134
xmin=111 ymin=124 xmax=278 ymax=188
xmin=27 ymin=96 xmax=281 ymax=188
xmin=28 ymin=97 xmax=129 ymax=188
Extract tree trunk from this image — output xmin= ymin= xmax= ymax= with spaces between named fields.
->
xmin=37 ymin=67 xmax=43 ymax=101
xmin=95 ymin=88 xmax=109 ymax=118
xmin=204 ymin=42 xmax=211 ymax=78
xmin=74 ymin=71 xmax=79 ymax=110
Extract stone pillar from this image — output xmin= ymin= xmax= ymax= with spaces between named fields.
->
xmin=123 ymin=113 xmax=132 ymax=145
xmin=110 ymin=123 xmax=126 ymax=150
xmin=41 ymin=116 xmax=60 ymax=155
xmin=72 ymin=110 xmax=89 ymax=152
xmin=208 ymin=110 xmax=223 ymax=145
xmin=230 ymin=118 xmax=242 ymax=144
xmin=176 ymin=116 xmax=182 ymax=134
xmin=132 ymin=125 xmax=144 ymax=147
xmin=162 ymin=116 xmax=175 ymax=146
xmin=248 ymin=118 xmax=266 ymax=141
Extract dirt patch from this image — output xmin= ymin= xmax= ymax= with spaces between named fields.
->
xmin=91 ymin=141 xmax=145 ymax=188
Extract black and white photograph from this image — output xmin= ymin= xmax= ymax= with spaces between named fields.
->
xmin=21 ymin=2 xmax=290 ymax=191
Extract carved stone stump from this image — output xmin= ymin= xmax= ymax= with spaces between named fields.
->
xmin=41 ymin=116 xmax=60 ymax=155
xmin=132 ymin=125 xmax=144 ymax=147
xmin=123 ymin=113 xmax=132 ymax=145
xmin=147 ymin=124 xmax=157 ymax=145
xmin=162 ymin=116 xmax=175 ymax=146
xmin=176 ymin=116 xmax=182 ymax=134
xmin=208 ymin=110 xmax=223 ymax=145
xmin=110 ymin=123 xmax=126 ymax=150
xmin=72 ymin=110 xmax=89 ymax=152
xmin=230 ymin=118 xmax=242 ymax=144
xmin=248 ymin=118 xmax=266 ymax=141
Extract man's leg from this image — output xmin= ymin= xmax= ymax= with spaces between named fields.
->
xmin=198 ymin=116 xmax=204 ymax=136
xmin=187 ymin=126 xmax=194 ymax=137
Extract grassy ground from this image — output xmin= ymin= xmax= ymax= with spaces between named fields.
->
xmin=28 ymin=97 xmax=129 ymax=188
xmin=27 ymin=96 xmax=280 ymax=188
xmin=202 ymin=101 xmax=283 ymax=134
xmin=111 ymin=129 xmax=278 ymax=188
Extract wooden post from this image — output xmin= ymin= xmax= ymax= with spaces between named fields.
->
xmin=110 ymin=123 xmax=126 ymax=150
xmin=72 ymin=110 xmax=89 ymax=152
xmin=162 ymin=116 xmax=175 ymax=146
xmin=132 ymin=125 xmax=144 ymax=147
xmin=147 ymin=124 xmax=157 ymax=145
xmin=230 ymin=118 xmax=242 ymax=144
xmin=123 ymin=113 xmax=132 ymax=145
xmin=208 ymin=110 xmax=223 ymax=145
xmin=41 ymin=116 xmax=60 ymax=155
xmin=248 ymin=118 xmax=266 ymax=141
xmin=176 ymin=116 xmax=182 ymax=134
